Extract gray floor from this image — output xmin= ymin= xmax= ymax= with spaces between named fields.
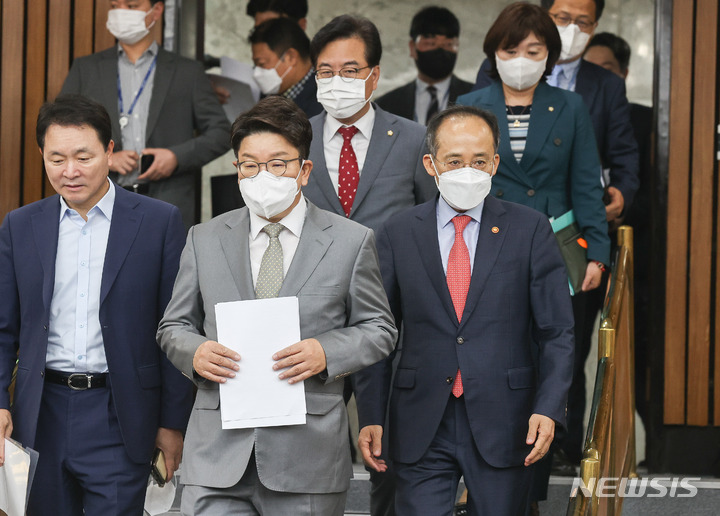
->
xmin=156 ymin=465 xmax=720 ymax=515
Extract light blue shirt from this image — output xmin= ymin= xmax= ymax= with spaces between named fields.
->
xmin=46 ymin=180 xmax=115 ymax=373
xmin=436 ymin=196 xmax=484 ymax=274
xmin=117 ymin=41 xmax=158 ymax=186
xmin=547 ymin=58 xmax=582 ymax=92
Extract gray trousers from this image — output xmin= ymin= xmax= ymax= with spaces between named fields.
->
xmin=181 ymin=453 xmax=347 ymax=516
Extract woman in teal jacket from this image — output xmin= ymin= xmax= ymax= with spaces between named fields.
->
xmin=457 ymin=2 xmax=610 ymax=283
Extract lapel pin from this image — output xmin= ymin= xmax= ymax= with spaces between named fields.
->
xmin=387 ymin=130 xmax=394 ymax=136
xmin=491 ymin=226 xmax=500 ymax=234
xmin=548 ymin=106 xmax=554 ymax=112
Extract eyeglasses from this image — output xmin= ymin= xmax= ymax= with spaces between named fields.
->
xmin=434 ymin=157 xmax=495 ymax=173
xmin=315 ymin=66 xmax=372 ymax=83
xmin=548 ymin=12 xmax=596 ymax=32
xmin=236 ymin=157 xmax=302 ymax=178
xmin=415 ymin=35 xmax=459 ymax=52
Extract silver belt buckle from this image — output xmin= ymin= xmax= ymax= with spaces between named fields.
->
xmin=67 ymin=373 xmax=92 ymax=391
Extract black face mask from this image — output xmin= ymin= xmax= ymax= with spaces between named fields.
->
xmin=415 ymin=48 xmax=457 ymax=80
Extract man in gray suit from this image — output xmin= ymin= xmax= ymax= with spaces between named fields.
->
xmin=304 ymin=15 xmax=436 ymax=233
xmin=61 ymin=0 xmax=230 ymax=230
xmin=157 ymin=96 xmax=397 ymax=515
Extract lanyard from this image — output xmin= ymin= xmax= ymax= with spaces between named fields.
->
xmin=117 ymin=55 xmax=157 ymax=129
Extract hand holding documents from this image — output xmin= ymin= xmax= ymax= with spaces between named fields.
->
xmin=272 ymin=337 xmax=327 ymax=384
xmin=0 ymin=439 xmax=38 ymax=516
xmin=215 ymin=297 xmax=307 ymax=430
xmin=207 ymin=56 xmax=261 ymax=122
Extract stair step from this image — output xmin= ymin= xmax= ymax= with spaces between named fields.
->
xmin=154 ymin=468 xmax=720 ymax=515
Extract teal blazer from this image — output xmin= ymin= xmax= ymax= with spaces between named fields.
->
xmin=457 ymin=81 xmax=610 ymax=265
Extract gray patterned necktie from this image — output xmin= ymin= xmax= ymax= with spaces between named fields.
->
xmin=255 ymin=223 xmax=284 ymax=299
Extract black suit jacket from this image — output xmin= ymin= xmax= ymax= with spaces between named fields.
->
xmin=376 ymin=75 xmax=474 ymax=123
xmin=291 ymin=74 xmax=323 ymax=118
xmin=473 ymin=59 xmax=640 ymax=209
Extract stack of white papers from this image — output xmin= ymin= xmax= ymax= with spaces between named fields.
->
xmin=206 ymin=56 xmax=261 ymax=122
xmin=216 ymin=297 xmax=306 ymax=429
xmin=0 ymin=438 xmax=38 ymax=516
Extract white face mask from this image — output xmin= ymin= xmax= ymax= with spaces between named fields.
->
xmin=495 ymin=54 xmax=548 ymax=91
xmin=316 ymin=73 xmax=374 ymax=120
xmin=432 ymin=158 xmax=494 ymax=211
xmin=238 ymin=167 xmax=302 ymax=219
xmin=556 ymin=24 xmax=591 ymax=61
xmin=253 ymin=55 xmax=292 ymax=95
xmin=106 ymin=8 xmax=155 ymax=45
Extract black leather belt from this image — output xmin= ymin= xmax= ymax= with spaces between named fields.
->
xmin=123 ymin=183 xmax=150 ymax=195
xmin=44 ymin=369 xmax=108 ymax=390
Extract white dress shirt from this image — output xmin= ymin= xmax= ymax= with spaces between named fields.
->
xmin=248 ymin=194 xmax=307 ymax=286
xmin=322 ymin=105 xmax=376 ymax=195
xmin=46 ymin=180 xmax=115 ymax=373
xmin=436 ymin=195 xmax=484 ymax=275
xmin=415 ymin=75 xmax=452 ymax=126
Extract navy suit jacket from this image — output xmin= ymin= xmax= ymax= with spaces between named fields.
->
xmin=458 ymin=80 xmax=610 ymax=265
xmin=375 ymin=75 xmax=474 ymax=122
xmin=0 ymin=186 xmax=193 ymax=464
xmin=354 ymin=195 xmax=575 ymax=468
xmin=304 ymin=104 xmax=436 ymax=232
xmin=474 ymin=58 xmax=639 ymax=209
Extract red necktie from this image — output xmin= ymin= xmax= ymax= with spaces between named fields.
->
xmin=338 ymin=126 xmax=360 ymax=217
xmin=447 ymin=215 xmax=472 ymax=397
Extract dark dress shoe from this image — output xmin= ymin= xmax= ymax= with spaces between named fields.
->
xmin=550 ymin=448 xmax=578 ymax=477
xmin=530 ymin=500 xmax=540 ymax=516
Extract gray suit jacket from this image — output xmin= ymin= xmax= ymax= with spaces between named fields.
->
xmin=61 ymin=46 xmax=231 ymax=229
xmin=304 ymin=105 xmax=436 ymax=232
xmin=157 ymin=201 xmax=397 ymax=492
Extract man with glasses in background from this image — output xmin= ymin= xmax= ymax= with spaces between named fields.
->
xmin=303 ymin=15 xmax=436 ymax=516
xmin=376 ymin=6 xmax=473 ymax=126
xmin=304 ymin=14 xmax=435 ymax=232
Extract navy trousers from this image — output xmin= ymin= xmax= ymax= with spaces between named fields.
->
xmin=27 ymin=381 xmax=150 ymax=516
xmin=394 ymin=396 xmax=533 ymax=516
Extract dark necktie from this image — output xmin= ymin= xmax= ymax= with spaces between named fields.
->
xmin=447 ymin=215 xmax=472 ymax=397
xmin=338 ymin=126 xmax=360 ymax=217
xmin=426 ymin=85 xmax=439 ymax=124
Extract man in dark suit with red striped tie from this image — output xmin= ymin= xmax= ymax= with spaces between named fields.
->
xmin=354 ymin=105 xmax=575 ymax=515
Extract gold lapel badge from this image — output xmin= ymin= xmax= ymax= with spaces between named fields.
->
xmin=548 ymin=106 xmax=554 ymax=112
xmin=491 ymin=226 xmax=500 ymax=234
xmin=387 ymin=130 xmax=394 ymax=136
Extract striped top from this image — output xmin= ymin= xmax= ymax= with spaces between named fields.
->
xmin=506 ymin=105 xmax=532 ymax=162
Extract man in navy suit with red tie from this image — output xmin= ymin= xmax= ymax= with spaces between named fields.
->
xmin=354 ymin=105 xmax=575 ymax=515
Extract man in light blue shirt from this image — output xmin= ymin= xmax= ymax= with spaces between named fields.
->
xmin=0 ymin=94 xmax=192 ymax=516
